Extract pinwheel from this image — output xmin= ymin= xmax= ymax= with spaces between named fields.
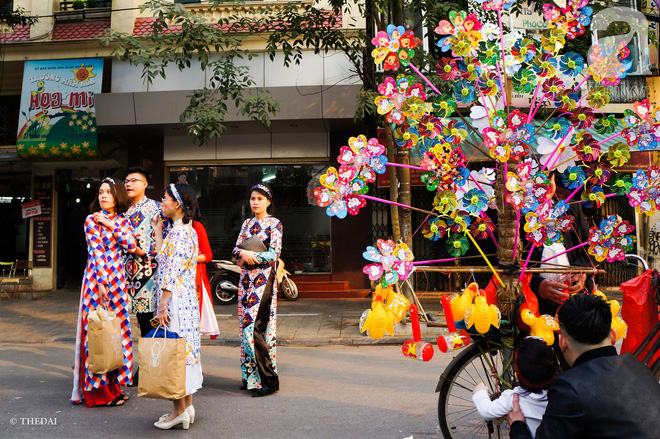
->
xmin=363 ymin=239 xmax=415 ymax=287
xmin=418 ymin=114 xmax=444 ymax=140
xmin=531 ymin=53 xmax=558 ymax=77
xmin=462 ymin=188 xmax=489 ymax=215
xmin=436 ymin=57 xmax=460 ymax=81
xmin=314 ymin=166 xmax=356 ymax=219
xmin=422 ymin=217 xmax=448 ymax=241
xmin=511 ymin=38 xmax=538 ymax=63
xmin=580 ymin=185 xmax=606 ymax=208
xmin=433 ymin=190 xmax=459 ymax=214
xmin=588 ymin=36 xmax=632 ymax=86
xmin=524 ymin=200 xmax=575 ymax=246
xmin=594 ymin=114 xmax=619 ymax=135
xmin=554 ymin=90 xmax=579 ymax=112
xmin=585 ymin=162 xmax=612 ymax=186
xmin=441 ymin=120 xmax=468 ymax=145
xmin=561 ymin=166 xmax=586 ymax=190
xmin=478 ymin=41 xmax=501 ymax=66
xmin=627 ymin=168 xmax=660 ymax=215
xmin=606 ymin=142 xmax=630 ymax=168
xmin=401 ymin=96 xmax=427 ymax=123
xmin=434 ymin=11 xmax=483 ymax=55
xmin=371 ymin=24 xmax=418 ymax=71
xmin=432 ymin=95 xmax=457 ymax=118
xmin=393 ymin=124 xmax=420 ymax=149
xmin=572 ymin=133 xmax=600 ymax=162
xmin=446 ymin=233 xmax=470 ymax=257
xmin=469 ymin=217 xmax=496 ymax=240
xmin=484 ymin=110 xmax=535 ymax=162
xmin=453 ymin=80 xmax=475 ymax=104
xmin=587 ymin=215 xmax=636 ymax=262
xmin=621 ymin=100 xmax=660 ymax=151
xmin=570 ymin=106 xmax=596 ymax=130
xmin=542 ymin=76 xmax=565 ymax=99
xmin=478 ymin=70 xmax=501 ymax=96
xmin=457 ymin=57 xmax=482 ymax=82
xmin=543 ymin=0 xmax=593 ymax=40
xmin=586 ymin=86 xmax=611 ymax=109
xmin=448 ymin=209 xmax=472 ymax=233
xmin=612 ymin=174 xmax=632 ymax=196
xmin=538 ymin=136 xmax=575 ymax=173
xmin=540 ymin=26 xmax=566 ymax=54
xmin=545 ymin=117 xmax=571 ymax=141
xmin=512 ymin=68 xmax=537 ymax=93
xmin=558 ymin=51 xmax=585 ymax=76
xmin=337 ymin=135 xmax=387 ymax=175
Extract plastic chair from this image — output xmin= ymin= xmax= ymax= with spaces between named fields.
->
xmin=0 ymin=261 xmax=15 ymax=299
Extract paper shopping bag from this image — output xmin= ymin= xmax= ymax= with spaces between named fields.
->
xmin=138 ymin=329 xmax=186 ymax=399
xmin=87 ymin=310 xmax=124 ymax=375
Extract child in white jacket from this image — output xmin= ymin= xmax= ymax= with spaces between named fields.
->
xmin=472 ymin=337 xmax=557 ymax=438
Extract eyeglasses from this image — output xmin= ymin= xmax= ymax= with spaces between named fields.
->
xmin=124 ymin=178 xmax=145 ymax=184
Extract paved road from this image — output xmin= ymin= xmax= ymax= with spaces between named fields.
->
xmin=0 ymin=343 xmax=452 ymax=439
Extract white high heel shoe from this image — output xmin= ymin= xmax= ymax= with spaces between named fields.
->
xmin=160 ymin=406 xmax=194 ymax=424
xmin=154 ymin=411 xmax=190 ymax=430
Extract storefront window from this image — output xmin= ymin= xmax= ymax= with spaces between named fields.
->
xmin=168 ymin=165 xmax=331 ymax=273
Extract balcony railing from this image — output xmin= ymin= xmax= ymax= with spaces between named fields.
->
xmin=59 ymin=1 xmax=112 ymax=11
xmin=587 ymin=77 xmax=648 ymax=104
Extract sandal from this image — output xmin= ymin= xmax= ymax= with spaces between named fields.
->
xmin=104 ymin=396 xmax=126 ymax=407
xmin=120 ymin=394 xmax=130 ymax=401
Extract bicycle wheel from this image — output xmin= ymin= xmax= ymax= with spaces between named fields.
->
xmin=281 ymin=276 xmax=299 ymax=300
xmin=437 ymin=340 xmax=514 ymax=439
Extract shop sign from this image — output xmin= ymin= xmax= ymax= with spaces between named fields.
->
xmin=17 ymin=58 xmax=104 ymax=161
xmin=21 ymin=200 xmax=42 ymax=219
xmin=510 ymin=2 xmax=546 ymax=30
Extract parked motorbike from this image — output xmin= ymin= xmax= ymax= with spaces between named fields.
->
xmin=209 ymin=259 xmax=298 ymax=305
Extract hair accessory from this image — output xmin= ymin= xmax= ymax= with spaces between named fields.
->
xmin=170 ymin=183 xmax=185 ymax=208
xmin=252 ymin=184 xmax=272 ymax=198
xmin=102 ymin=177 xmax=115 ymax=185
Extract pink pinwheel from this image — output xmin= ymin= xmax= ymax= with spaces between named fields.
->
xmin=542 ymin=0 xmax=593 ymax=40
xmin=362 ymin=239 xmax=415 ymax=287
xmin=314 ymin=166 xmax=357 ymax=219
xmin=375 ymin=75 xmax=427 ymax=125
xmin=436 ymin=57 xmax=460 ymax=81
xmin=524 ymin=200 xmax=575 ymax=246
xmin=621 ymin=99 xmax=660 ymax=151
xmin=372 ymin=24 xmax=418 ymax=71
xmin=627 ymin=168 xmax=660 ymax=215
xmin=336 ymin=135 xmax=387 ymax=181
xmin=435 ymin=11 xmax=483 ymax=56
xmin=587 ymin=215 xmax=635 ymax=262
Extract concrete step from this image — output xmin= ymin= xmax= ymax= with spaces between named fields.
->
xmin=294 ymin=281 xmax=351 ymax=292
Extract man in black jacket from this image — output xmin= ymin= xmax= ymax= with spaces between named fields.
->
xmin=507 ymin=294 xmax=660 ymax=439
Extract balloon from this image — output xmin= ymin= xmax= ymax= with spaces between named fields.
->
xmin=520 ymin=309 xmax=559 ymax=345
xmin=437 ymin=330 xmax=471 ymax=353
xmin=361 ymin=300 xmax=395 ymax=340
xmin=450 ymin=282 xmax=479 ymax=321
xmin=402 ymin=304 xmax=434 ymax=361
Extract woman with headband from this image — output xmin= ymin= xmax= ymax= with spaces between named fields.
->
xmin=233 ymin=183 xmax=282 ymax=397
xmin=151 ymin=183 xmax=202 ymax=430
xmin=71 ymin=177 xmax=139 ymax=407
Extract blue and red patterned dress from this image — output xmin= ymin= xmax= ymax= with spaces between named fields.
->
xmin=233 ymin=216 xmax=283 ymax=391
xmin=71 ymin=210 xmax=137 ymax=406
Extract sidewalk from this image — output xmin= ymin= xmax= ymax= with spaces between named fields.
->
xmin=0 ymin=287 xmax=449 ymax=345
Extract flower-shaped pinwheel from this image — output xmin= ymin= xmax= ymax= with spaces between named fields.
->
xmin=545 ymin=117 xmax=571 ymax=141
xmin=621 ymin=100 xmax=660 ymax=151
xmin=612 ymin=174 xmax=632 ymax=196
xmin=453 ymin=80 xmax=475 ymax=104
xmin=448 ymin=209 xmax=472 ymax=233
xmin=607 ymin=142 xmax=630 ymax=167
xmin=570 ymin=106 xmax=595 ymax=130
xmin=432 ymin=95 xmax=457 ymax=118
xmin=433 ymin=190 xmax=458 ymax=214
xmin=314 ymin=166 xmax=356 ymax=218
xmin=543 ymin=0 xmax=593 ymax=40
xmin=561 ymin=166 xmax=586 ymax=190
xmin=336 ymin=135 xmax=387 ymax=180
xmin=420 ymin=143 xmax=467 ymax=190
xmin=418 ymin=114 xmax=444 ymax=140
xmin=588 ymin=37 xmax=632 ymax=86
xmin=462 ymin=188 xmax=489 ymax=215
xmin=554 ymin=90 xmax=579 ymax=112
xmin=422 ymin=217 xmax=448 ymax=241
xmin=436 ymin=58 xmax=460 ymax=81
xmin=586 ymin=86 xmax=611 ymax=109
xmin=542 ymin=76 xmax=565 ymax=99
xmin=524 ymin=200 xmax=575 ymax=246
xmin=511 ymin=38 xmax=538 ymax=63
xmin=580 ymin=185 xmax=606 ymax=208
xmin=363 ymin=239 xmax=415 ymax=287
xmin=441 ymin=120 xmax=467 ymax=145
xmin=484 ymin=110 xmax=535 ymax=163
xmin=469 ymin=217 xmax=496 ymax=240
xmin=445 ymin=233 xmax=470 ymax=257
xmin=531 ymin=53 xmax=558 ymax=77
xmin=585 ymin=162 xmax=612 ymax=186
xmin=512 ymin=68 xmax=537 ymax=93
xmin=628 ymin=169 xmax=660 ymax=215
xmin=588 ymin=215 xmax=635 ymax=263
xmin=435 ymin=11 xmax=483 ymax=56
xmin=393 ymin=124 xmax=420 ymax=150
xmin=372 ymin=24 xmax=418 ymax=71
xmin=457 ymin=57 xmax=482 ymax=82
xmin=572 ymin=133 xmax=600 ymax=162
xmin=478 ymin=71 xmax=501 ymax=96
xmin=558 ymin=51 xmax=584 ymax=76
xmin=540 ymin=26 xmax=566 ymax=54
xmin=594 ymin=114 xmax=619 ymax=135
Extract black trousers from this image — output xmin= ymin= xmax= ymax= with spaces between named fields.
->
xmin=136 ymin=311 xmax=154 ymax=338
xmin=253 ymin=273 xmax=279 ymax=391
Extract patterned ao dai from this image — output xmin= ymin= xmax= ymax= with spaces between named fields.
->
xmin=124 ymin=196 xmax=169 ymax=314
xmin=156 ymin=218 xmax=202 ymax=395
xmin=71 ymin=211 xmax=137 ymax=404
xmin=233 ymin=216 xmax=283 ymax=391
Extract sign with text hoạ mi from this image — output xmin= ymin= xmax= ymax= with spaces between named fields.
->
xmin=16 ymin=58 xmax=104 ymax=161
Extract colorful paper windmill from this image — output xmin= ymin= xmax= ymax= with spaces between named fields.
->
xmin=628 ymin=168 xmax=660 ymax=215
xmin=587 ymin=215 xmax=636 ymax=262
xmin=371 ymin=24 xmax=418 ymax=71
xmin=542 ymin=0 xmax=593 ymax=40
xmin=363 ymin=239 xmax=415 ymax=287
xmin=375 ymin=75 xmax=427 ymax=125
xmin=524 ymin=199 xmax=575 ymax=247
xmin=621 ymin=100 xmax=660 ymax=151
xmin=314 ymin=166 xmax=362 ymax=219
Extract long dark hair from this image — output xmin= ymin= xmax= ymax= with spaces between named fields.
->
xmin=250 ymin=183 xmax=274 ymax=214
xmin=164 ymin=183 xmax=197 ymax=224
xmin=89 ymin=177 xmax=131 ymax=214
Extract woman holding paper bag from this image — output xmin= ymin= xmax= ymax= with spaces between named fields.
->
xmin=152 ymin=183 xmax=202 ymax=430
xmin=71 ymin=177 xmax=139 ymax=407
xmin=233 ymin=184 xmax=282 ymax=397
